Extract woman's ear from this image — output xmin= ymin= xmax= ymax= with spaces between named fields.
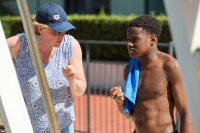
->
xmin=37 ymin=25 xmax=43 ymax=35
xmin=150 ymin=34 xmax=157 ymax=46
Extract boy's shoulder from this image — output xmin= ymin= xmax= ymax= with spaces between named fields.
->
xmin=159 ymin=52 xmax=179 ymax=73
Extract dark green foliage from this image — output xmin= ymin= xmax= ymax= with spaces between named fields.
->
xmin=0 ymin=16 xmax=24 ymax=38
xmin=0 ymin=4 xmax=12 ymax=16
xmin=67 ymin=14 xmax=136 ymax=41
xmin=0 ymin=13 xmax=172 ymax=61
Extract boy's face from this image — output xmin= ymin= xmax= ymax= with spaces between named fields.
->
xmin=126 ymin=26 xmax=152 ymax=58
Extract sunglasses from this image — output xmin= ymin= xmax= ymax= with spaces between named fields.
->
xmin=49 ymin=28 xmax=67 ymax=36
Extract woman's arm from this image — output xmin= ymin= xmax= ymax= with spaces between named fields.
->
xmin=6 ymin=35 xmax=21 ymax=59
xmin=62 ymin=38 xmax=87 ymax=96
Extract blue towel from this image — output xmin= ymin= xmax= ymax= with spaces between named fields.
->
xmin=123 ymin=58 xmax=140 ymax=114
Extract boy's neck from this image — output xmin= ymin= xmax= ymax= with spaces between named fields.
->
xmin=138 ymin=49 xmax=159 ymax=68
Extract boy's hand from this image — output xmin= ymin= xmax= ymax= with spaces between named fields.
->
xmin=110 ymin=86 xmax=124 ymax=106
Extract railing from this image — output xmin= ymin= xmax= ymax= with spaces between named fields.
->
xmin=73 ymin=40 xmax=174 ymax=133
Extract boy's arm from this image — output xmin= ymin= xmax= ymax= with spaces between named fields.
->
xmin=110 ymin=86 xmax=133 ymax=122
xmin=110 ymin=63 xmax=133 ymax=122
xmin=165 ymin=57 xmax=195 ymax=133
xmin=116 ymin=102 xmax=134 ymax=122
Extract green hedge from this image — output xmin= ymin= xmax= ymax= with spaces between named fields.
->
xmin=0 ymin=13 xmax=172 ymax=61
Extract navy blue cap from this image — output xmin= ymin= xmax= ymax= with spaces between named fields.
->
xmin=36 ymin=3 xmax=75 ymax=32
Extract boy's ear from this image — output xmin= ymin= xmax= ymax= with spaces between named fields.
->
xmin=150 ymin=34 xmax=157 ymax=46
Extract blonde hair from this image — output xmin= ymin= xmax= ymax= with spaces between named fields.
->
xmin=33 ymin=21 xmax=49 ymax=35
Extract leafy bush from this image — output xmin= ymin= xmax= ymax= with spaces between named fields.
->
xmin=0 ymin=13 xmax=171 ymax=61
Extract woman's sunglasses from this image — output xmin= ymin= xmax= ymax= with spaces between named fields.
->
xmin=48 ymin=27 xmax=67 ymax=36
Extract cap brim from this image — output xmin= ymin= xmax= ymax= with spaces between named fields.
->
xmin=49 ymin=21 xmax=75 ymax=32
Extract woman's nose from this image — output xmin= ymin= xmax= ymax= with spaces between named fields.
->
xmin=59 ymin=32 xmax=66 ymax=36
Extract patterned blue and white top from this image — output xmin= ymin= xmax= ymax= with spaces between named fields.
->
xmin=13 ymin=33 xmax=75 ymax=133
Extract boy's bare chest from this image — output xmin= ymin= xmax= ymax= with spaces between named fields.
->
xmin=137 ymin=68 xmax=168 ymax=99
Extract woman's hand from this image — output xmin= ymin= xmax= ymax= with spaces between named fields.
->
xmin=62 ymin=58 xmax=76 ymax=83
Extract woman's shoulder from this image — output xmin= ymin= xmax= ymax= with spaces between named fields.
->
xmin=63 ymin=34 xmax=80 ymax=48
xmin=65 ymin=34 xmax=74 ymax=40
xmin=7 ymin=33 xmax=26 ymax=59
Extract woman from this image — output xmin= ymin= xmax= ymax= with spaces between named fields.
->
xmin=7 ymin=2 xmax=86 ymax=133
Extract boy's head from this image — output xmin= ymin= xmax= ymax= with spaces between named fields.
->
xmin=128 ymin=15 xmax=162 ymax=40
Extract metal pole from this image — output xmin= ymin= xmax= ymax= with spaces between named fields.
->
xmin=86 ymin=43 xmax=91 ymax=133
xmin=15 ymin=0 xmax=60 ymax=132
xmin=144 ymin=0 xmax=149 ymax=14
xmin=36 ymin=0 xmax=40 ymax=12
xmin=168 ymin=41 xmax=173 ymax=56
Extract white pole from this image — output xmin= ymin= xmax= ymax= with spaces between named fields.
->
xmin=0 ymin=21 xmax=34 ymax=133
xmin=163 ymin=0 xmax=200 ymax=131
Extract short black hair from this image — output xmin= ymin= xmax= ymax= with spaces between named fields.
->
xmin=128 ymin=14 xmax=162 ymax=39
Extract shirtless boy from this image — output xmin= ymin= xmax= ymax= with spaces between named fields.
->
xmin=110 ymin=15 xmax=194 ymax=133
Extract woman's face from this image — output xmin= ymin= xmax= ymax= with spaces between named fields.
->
xmin=38 ymin=25 xmax=66 ymax=47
